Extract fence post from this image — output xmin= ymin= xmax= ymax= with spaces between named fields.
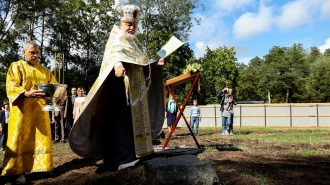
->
xmin=290 ymin=104 xmax=292 ymax=127
xmin=214 ymin=105 xmax=217 ymax=127
xmin=264 ymin=104 xmax=266 ymax=127
xmin=317 ymin=104 xmax=319 ymax=127
xmin=240 ymin=105 xmax=242 ymax=127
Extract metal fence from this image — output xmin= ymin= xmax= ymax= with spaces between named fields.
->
xmin=163 ymin=103 xmax=330 ymax=127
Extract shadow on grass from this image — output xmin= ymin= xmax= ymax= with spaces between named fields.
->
xmin=210 ymin=155 xmax=330 ymax=185
xmin=26 ymin=155 xmax=102 ymax=183
xmin=201 ymin=144 xmax=242 ymax=151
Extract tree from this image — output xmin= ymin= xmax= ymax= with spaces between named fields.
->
xmin=236 ymin=57 xmax=265 ymax=102
xmin=260 ymin=44 xmax=307 ymax=103
xmin=283 ymin=44 xmax=308 ymax=103
xmin=46 ymin=0 xmax=117 ymax=91
xmin=199 ymin=46 xmax=239 ymax=104
xmin=309 ymin=55 xmax=330 ymax=102
xmin=0 ymin=0 xmax=27 ymax=100
xmin=324 ymin=48 xmax=330 ymax=57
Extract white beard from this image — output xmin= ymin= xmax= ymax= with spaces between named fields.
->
xmin=123 ymin=31 xmax=136 ymax=41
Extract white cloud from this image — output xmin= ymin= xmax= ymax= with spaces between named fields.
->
xmin=190 ymin=0 xmax=330 ymax=59
xmin=275 ymin=0 xmax=330 ymax=31
xmin=193 ymin=41 xmax=206 ymax=58
xmin=233 ymin=4 xmax=273 ymax=39
xmin=319 ymin=37 xmax=330 ymax=53
xmin=215 ymin=0 xmax=256 ymax=12
xmin=237 ymin=57 xmax=253 ymax=64
xmin=190 ymin=12 xmax=228 ymax=43
xmin=320 ymin=1 xmax=330 ymax=18
xmin=195 ymin=41 xmax=205 ymax=51
xmin=276 ymin=1 xmax=315 ymax=31
xmin=190 ymin=9 xmax=230 ymax=58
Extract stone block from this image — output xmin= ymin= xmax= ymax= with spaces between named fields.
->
xmin=144 ymin=155 xmax=219 ymax=185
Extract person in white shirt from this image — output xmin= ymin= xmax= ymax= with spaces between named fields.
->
xmin=189 ymin=99 xmax=201 ymax=135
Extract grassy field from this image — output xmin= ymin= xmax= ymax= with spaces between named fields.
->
xmin=0 ymin=127 xmax=330 ymax=184
xmin=1 ymin=127 xmax=330 ymax=159
xmin=178 ymin=126 xmax=330 ymax=157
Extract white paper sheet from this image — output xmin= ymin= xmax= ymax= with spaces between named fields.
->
xmin=157 ymin=36 xmax=184 ymax=58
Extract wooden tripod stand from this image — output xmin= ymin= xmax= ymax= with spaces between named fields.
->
xmin=162 ymin=72 xmax=201 ymax=150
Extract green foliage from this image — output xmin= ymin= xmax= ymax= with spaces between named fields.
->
xmin=45 ymin=0 xmax=117 ymax=91
xmin=236 ymin=57 xmax=265 ymax=102
xmin=182 ymin=63 xmax=202 ymax=74
xmin=309 ymin=55 xmax=330 ymax=102
xmin=258 ymin=44 xmax=308 ymax=103
xmin=0 ymin=1 xmax=24 ymax=100
xmin=199 ymin=46 xmax=239 ymax=104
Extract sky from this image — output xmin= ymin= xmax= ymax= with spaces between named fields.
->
xmin=189 ymin=0 xmax=330 ymax=64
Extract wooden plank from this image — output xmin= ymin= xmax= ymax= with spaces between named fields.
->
xmin=165 ymin=72 xmax=199 ymax=87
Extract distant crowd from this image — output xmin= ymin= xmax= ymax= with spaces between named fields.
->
xmin=49 ymin=87 xmax=86 ymax=144
xmin=0 ymin=86 xmax=87 ymax=148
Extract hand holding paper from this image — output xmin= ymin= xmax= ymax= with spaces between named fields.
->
xmin=157 ymin=36 xmax=184 ymax=59
xmin=157 ymin=58 xmax=166 ymax=66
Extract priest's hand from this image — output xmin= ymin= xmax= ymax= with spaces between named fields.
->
xmin=24 ymin=86 xmax=45 ymax=98
xmin=157 ymin=58 xmax=166 ymax=66
xmin=115 ymin=66 xmax=126 ymax=77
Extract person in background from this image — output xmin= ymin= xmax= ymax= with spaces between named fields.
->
xmin=228 ymin=88 xmax=237 ymax=134
xmin=72 ymin=87 xmax=86 ymax=122
xmin=221 ymin=93 xmax=233 ymax=135
xmin=189 ymin=99 xmax=201 ymax=136
xmin=217 ymin=88 xmax=234 ymax=135
xmin=70 ymin=87 xmax=78 ymax=106
xmin=66 ymin=87 xmax=77 ymax=130
xmin=52 ymin=90 xmax=68 ymax=143
xmin=165 ymin=94 xmax=178 ymax=134
xmin=2 ymin=40 xmax=57 ymax=184
xmin=0 ymin=99 xmax=10 ymax=151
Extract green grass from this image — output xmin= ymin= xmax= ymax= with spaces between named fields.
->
xmin=193 ymin=127 xmax=330 ymax=157
xmin=0 ymin=142 xmax=71 ymax=160
xmin=2 ymin=127 xmax=330 ymax=161
xmin=52 ymin=142 xmax=71 ymax=156
xmin=241 ymin=173 xmax=269 ymax=185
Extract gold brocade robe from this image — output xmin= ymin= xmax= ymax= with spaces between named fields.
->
xmin=2 ymin=60 xmax=57 ymax=176
xmin=69 ymin=25 xmax=164 ymax=158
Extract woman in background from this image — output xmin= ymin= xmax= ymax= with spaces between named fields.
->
xmin=165 ymin=94 xmax=178 ymax=134
xmin=73 ymin=87 xmax=86 ymax=122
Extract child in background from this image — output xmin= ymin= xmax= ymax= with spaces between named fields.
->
xmin=189 ymin=99 xmax=201 ymax=135
xmin=222 ymin=95 xmax=233 ymax=135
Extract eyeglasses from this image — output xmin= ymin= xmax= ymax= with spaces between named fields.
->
xmin=28 ymin=51 xmax=39 ymax=55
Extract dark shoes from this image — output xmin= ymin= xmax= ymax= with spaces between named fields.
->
xmin=95 ymin=164 xmax=118 ymax=174
xmin=53 ymin=139 xmax=67 ymax=144
xmin=53 ymin=140 xmax=60 ymax=144
xmin=15 ymin=174 xmax=26 ymax=184
xmin=156 ymin=131 xmax=166 ymax=139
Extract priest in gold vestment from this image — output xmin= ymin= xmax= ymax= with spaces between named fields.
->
xmin=69 ymin=5 xmax=165 ymax=173
xmin=2 ymin=40 xmax=57 ymax=184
